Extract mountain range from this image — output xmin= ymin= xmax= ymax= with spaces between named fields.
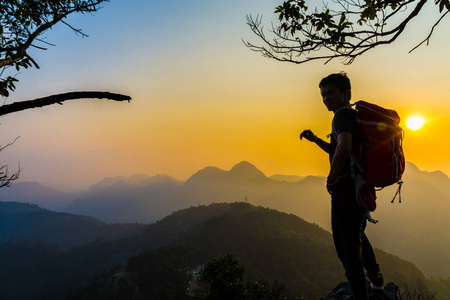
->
xmin=1 ymin=161 xmax=449 ymax=278
xmin=0 ymin=181 xmax=74 ymax=211
xmin=63 ymin=161 xmax=327 ymax=225
xmin=0 ymin=203 xmax=431 ymax=300
xmin=0 ymin=202 xmax=145 ymax=249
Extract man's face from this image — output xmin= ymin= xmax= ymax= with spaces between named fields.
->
xmin=320 ymin=84 xmax=349 ymax=112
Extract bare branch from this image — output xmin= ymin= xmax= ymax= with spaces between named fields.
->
xmin=61 ymin=20 xmax=89 ymax=37
xmin=0 ymin=91 xmax=131 ymax=116
xmin=0 ymin=163 xmax=21 ymax=188
xmin=0 ymin=136 xmax=20 ymax=151
xmin=409 ymin=9 xmax=450 ymax=53
xmin=0 ymin=137 xmax=21 ymax=188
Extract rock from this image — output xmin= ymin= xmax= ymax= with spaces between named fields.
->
xmin=324 ymin=282 xmax=399 ymax=300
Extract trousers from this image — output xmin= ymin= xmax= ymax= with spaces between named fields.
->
xmin=330 ymin=177 xmax=380 ymax=300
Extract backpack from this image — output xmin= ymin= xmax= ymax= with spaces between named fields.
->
xmin=352 ymin=101 xmax=405 ymax=213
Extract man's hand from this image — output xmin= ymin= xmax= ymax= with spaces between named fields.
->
xmin=300 ymin=130 xmax=317 ymax=142
xmin=300 ymin=129 xmax=330 ymax=154
xmin=327 ymin=132 xmax=353 ymax=194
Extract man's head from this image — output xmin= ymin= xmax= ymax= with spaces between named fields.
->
xmin=319 ymin=72 xmax=351 ymax=112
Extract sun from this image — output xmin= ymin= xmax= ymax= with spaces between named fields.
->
xmin=405 ymin=115 xmax=425 ymax=131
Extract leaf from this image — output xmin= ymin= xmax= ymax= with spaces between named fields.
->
xmin=339 ymin=12 xmax=345 ymax=25
xmin=440 ymin=0 xmax=446 ymax=12
xmin=436 ymin=0 xmax=450 ymax=12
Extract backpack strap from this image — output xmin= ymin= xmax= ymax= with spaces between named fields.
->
xmin=365 ymin=212 xmax=379 ymax=224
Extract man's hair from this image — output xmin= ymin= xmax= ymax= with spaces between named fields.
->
xmin=319 ymin=72 xmax=351 ymax=100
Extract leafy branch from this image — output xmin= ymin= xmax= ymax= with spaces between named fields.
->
xmin=0 ymin=0 xmax=109 ymax=96
xmin=244 ymin=0 xmax=449 ymax=65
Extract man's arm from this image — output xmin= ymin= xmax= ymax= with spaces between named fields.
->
xmin=327 ymin=132 xmax=352 ymax=186
xmin=300 ymin=129 xmax=330 ymax=154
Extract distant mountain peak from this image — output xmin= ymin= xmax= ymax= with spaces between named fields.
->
xmin=186 ymin=162 xmax=266 ymax=184
xmin=405 ymin=161 xmax=420 ymax=172
xmin=127 ymin=174 xmax=151 ymax=185
xmin=270 ymin=174 xmax=305 ymax=183
xmin=229 ymin=161 xmax=266 ymax=179
xmin=140 ymin=174 xmax=183 ymax=186
xmin=230 ymin=161 xmax=257 ymax=171
xmin=89 ymin=173 xmax=182 ymax=192
xmin=405 ymin=161 xmax=449 ymax=180
xmin=186 ymin=166 xmax=228 ymax=184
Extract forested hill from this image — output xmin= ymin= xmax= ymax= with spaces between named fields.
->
xmin=71 ymin=203 xmax=427 ymax=300
xmin=0 ymin=202 xmax=145 ymax=249
xmin=6 ymin=161 xmax=450 ymax=278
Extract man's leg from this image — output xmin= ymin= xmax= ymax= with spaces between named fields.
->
xmin=361 ymin=231 xmax=383 ymax=288
xmin=331 ymin=179 xmax=369 ymax=300
xmin=342 ymin=216 xmax=369 ymax=300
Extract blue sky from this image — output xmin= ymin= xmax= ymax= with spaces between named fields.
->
xmin=1 ymin=0 xmax=449 ymax=191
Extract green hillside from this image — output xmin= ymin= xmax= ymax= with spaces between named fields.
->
xmin=0 ymin=202 xmax=145 ymax=248
xmin=71 ymin=203 xmax=428 ymax=300
xmin=0 ymin=203 xmax=251 ymax=300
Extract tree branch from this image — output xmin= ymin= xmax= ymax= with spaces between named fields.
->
xmin=0 ymin=91 xmax=131 ymax=116
xmin=0 ymin=15 xmax=63 ymax=69
xmin=409 ymin=9 xmax=450 ymax=53
xmin=0 ymin=136 xmax=20 ymax=151
xmin=0 ymin=137 xmax=21 ymax=188
xmin=245 ymin=0 xmax=445 ymax=65
xmin=0 ymin=163 xmax=21 ymax=188
xmin=0 ymin=0 xmax=107 ymax=69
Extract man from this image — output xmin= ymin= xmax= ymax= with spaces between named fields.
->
xmin=300 ymin=73 xmax=383 ymax=300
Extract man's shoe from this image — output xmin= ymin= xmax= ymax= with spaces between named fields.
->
xmin=367 ymin=271 xmax=384 ymax=290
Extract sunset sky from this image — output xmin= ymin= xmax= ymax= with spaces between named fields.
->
xmin=1 ymin=0 xmax=449 ymax=192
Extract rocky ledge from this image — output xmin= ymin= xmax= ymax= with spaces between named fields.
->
xmin=324 ymin=282 xmax=399 ymax=300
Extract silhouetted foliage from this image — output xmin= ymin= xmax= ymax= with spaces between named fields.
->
xmin=0 ymin=0 xmax=110 ymax=97
xmin=245 ymin=0 xmax=450 ymax=65
xmin=196 ymin=253 xmax=302 ymax=300
xmin=197 ymin=253 xmax=248 ymax=299
xmin=0 ymin=0 xmax=131 ymax=188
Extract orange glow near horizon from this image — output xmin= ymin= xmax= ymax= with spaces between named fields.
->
xmin=1 ymin=1 xmax=449 ymax=192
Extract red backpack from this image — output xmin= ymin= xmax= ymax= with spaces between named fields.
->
xmin=353 ymin=101 xmax=405 ymax=212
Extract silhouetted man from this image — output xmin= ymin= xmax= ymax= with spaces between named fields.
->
xmin=300 ymin=72 xmax=383 ymax=300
